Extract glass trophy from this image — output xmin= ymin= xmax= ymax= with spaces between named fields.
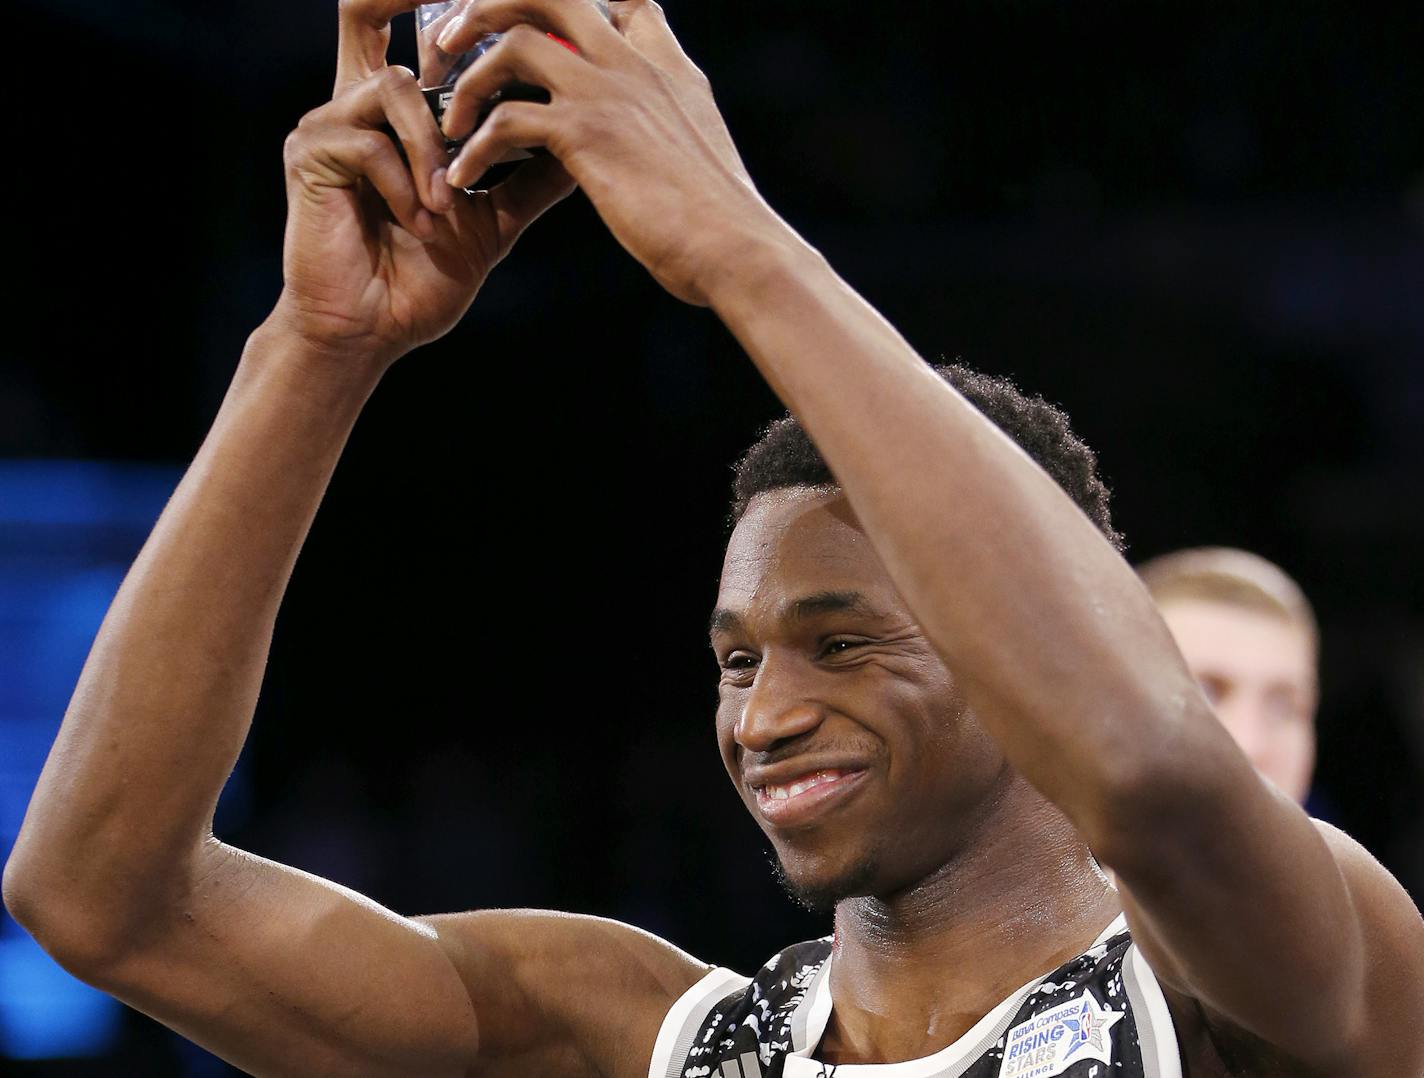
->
xmin=417 ymin=1 xmax=609 ymax=164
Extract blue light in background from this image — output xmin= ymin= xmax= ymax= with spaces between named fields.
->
xmin=0 ymin=461 xmax=180 ymax=1060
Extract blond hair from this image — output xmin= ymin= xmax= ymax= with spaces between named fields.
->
xmin=1137 ymin=547 xmax=1318 ymax=653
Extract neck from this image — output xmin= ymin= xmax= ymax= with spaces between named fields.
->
xmin=821 ymin=776 xmax=1118 ymax=1064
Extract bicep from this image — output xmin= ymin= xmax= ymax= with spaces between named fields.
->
xmin=91 ymin=841 xmax=480 ymax=1078
xmin=420 ymin=909 xmax=711 ymax=1078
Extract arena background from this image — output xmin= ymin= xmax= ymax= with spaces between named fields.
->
xmin=2 ymin=1 xmax=1421 ymax=1072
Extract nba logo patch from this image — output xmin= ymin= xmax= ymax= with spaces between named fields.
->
xmin=997 ymin=990 xmax=1123 ymax=1077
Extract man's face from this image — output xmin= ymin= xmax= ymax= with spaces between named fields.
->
xmin=1157 ymin=598 xmax=1317 ymax=803
xmin=710 ymin=488 xmax=1009 ymax=911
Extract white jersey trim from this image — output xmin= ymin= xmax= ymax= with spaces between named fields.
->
xmin=649 ymin=965 xmax=752 ymax=1078
xmin=783 ymin=970 xmax=1039 ymax=1078
xmin=1123 ymin=943 xmax=1183 ymax=1078
xmin=780 ymin=914 xmax=1129 ymax=1078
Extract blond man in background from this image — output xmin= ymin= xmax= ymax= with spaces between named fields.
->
xmin=1139 ymin=547 xmax=1318 ymax=803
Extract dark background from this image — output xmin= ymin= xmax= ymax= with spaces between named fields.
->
xmin=3 ymin=1 xmax=1421 ymax=1072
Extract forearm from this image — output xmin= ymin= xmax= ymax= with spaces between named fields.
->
xmin=4 ymin=323 xmax=382 ymax=942
xmin=707 ymin=228 xmax=1211 ymax=828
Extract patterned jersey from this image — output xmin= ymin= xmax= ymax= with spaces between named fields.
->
xmin=648 ymin=916 xmax=1182 ymax=1078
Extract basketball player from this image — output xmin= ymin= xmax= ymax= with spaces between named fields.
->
xmin=5 ymin=2 xmax=1421 ymax=1076
xmin=1139 ymin=548 xmax=1319 ymax=804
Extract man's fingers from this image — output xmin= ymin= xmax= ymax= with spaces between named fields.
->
xmin=441 ymin=27 xmax=582 ymax=143
xmin=447 ymin=100 xmax=555 ymax=189
xmin=609 ymin=0 xmax=697 ymax=76
xmin=287 ymin=123 xmax=435 ymax=242
xmin=335 ymin=0 xmax=423 ymax=91
xmin=370 ymin=66 xmax=457 ymax=214
xmin=316 ymin=67 xmax=454 ymax=215
xmin=610 ymin=0 xmax=747 ymax=180
xmin=437 ymin=0 xmax=620 ymax=66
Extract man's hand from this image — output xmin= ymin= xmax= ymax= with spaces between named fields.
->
xmin=271 ymin=0 xmax=576 ymax=369
xmin=437 ymin=0 xmax=778 ymax=306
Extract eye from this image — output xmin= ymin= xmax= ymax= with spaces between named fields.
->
xmin=722 ymin=652 xmax=759 ymax=671
xmin=819 ymin=638 xmax=864 ymax=660
xmin=1196 ymin=674 xmax=1228 ymax=706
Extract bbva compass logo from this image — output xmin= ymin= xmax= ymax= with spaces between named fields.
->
xmin=997 ymin=990 xmax=1124 ymax=1078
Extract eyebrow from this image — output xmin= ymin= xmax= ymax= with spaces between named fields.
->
xmin=708 ymin=590 xmax=882 ymax=639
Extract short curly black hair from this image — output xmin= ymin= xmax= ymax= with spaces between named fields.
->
xmin=730 ymin=363 xmax=1124 ymax=552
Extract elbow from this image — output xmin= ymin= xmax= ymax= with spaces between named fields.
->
xmin=2 ymin=842 xmax=43 ymax=934
xmin=3 ymin=847 xmax=141 ymax=979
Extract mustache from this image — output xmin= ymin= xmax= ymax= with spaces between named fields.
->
xmin=743 ymin=735 xmax=882 ymax=770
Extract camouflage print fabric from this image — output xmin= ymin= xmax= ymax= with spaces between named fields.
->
xmin=655 ymin=916 xmax=1182 ymax=1078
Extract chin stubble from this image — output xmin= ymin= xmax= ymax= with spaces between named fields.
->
xmin=766 ymin=846 xmax=880 ymax=915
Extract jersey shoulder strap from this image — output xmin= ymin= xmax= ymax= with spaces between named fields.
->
xmin=647 ymin=937 xmax=831 ymax=1078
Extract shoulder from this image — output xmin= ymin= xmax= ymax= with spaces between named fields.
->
xmin=756 ymin=936 xmax=834 ymax=984
xmin=656 ymin=937 xmax=831 ymax=1076
xmin=1311 ymin=820 xmax=1424 ymax=1067
xmin=418 ymin=909 xmax=711 ymax=1078
xmin=664 ymin=935 xmax=831 ymax=1031
xmin=730 ymin=935 xmax=832 ymax=1012
xmin=1312 ymin=817 xmax=1422 ymax=935
xmin=1170 ymin=821 xmax=1424 ymax=1078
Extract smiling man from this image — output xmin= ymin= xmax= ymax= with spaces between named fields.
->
xmin=4 ymin=2 xmax=1422 ymax=1077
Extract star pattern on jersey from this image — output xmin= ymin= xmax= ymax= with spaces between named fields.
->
xmin=999 ymin=988 xmax=1124 ymax=1077
xmin=1062 ymin=992 xmax=1122 ymax=1060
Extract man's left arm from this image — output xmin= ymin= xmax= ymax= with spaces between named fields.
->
xmin=701 ymin=242 xmax=1424 ymax=1074
xmin=433 ymin=1 xmax=1424 ymax=1072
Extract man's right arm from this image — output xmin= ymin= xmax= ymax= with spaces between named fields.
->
xmin=2 ymin=2 xmax=703 ymax=1071
xmin=0 ymin=318 xmax=703 ymax=1078
xmin=1 ymin=323 xmax=480 ymax=1075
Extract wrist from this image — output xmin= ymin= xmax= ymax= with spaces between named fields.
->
xmin=250 ymin=304 xmax=396 ymax=390
xmin=702 ymin=215 xmax=829 ymax=324
xmin=260 ymin=292 xmax=411 ymax=379
xmin=239 ymin=316 xmax=388 ymax=416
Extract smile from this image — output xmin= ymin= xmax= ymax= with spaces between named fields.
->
xmin=752 ymin=768 xmax=869 ymax=827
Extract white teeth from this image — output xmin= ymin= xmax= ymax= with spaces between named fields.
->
xmin=761 ymin=769 xmax=845 ymax=802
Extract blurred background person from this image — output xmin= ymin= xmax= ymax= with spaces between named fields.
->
xmin=1139 ymin=547 xmax=1317 ymax=804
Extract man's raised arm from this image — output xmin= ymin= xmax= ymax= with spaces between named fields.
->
xmin=702 ymin=245 xmax=1424 ymax=1075
xmin=694 ymin=151 xmax=1423 ymax=1078
xmin=2 ymin=319 xmax=493 ymax=1075
xmin=427 ymin=1 xmax=1424 ymax=1073
xmin=1 ymin=4 xmax=701 ymax=1075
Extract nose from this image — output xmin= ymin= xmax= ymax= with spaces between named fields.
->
xmin=735 ymin=651 xmax=826 ymax=752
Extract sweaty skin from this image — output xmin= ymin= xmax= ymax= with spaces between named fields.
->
xmin=4 ymin=2 xmax=1422 ymax=1077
